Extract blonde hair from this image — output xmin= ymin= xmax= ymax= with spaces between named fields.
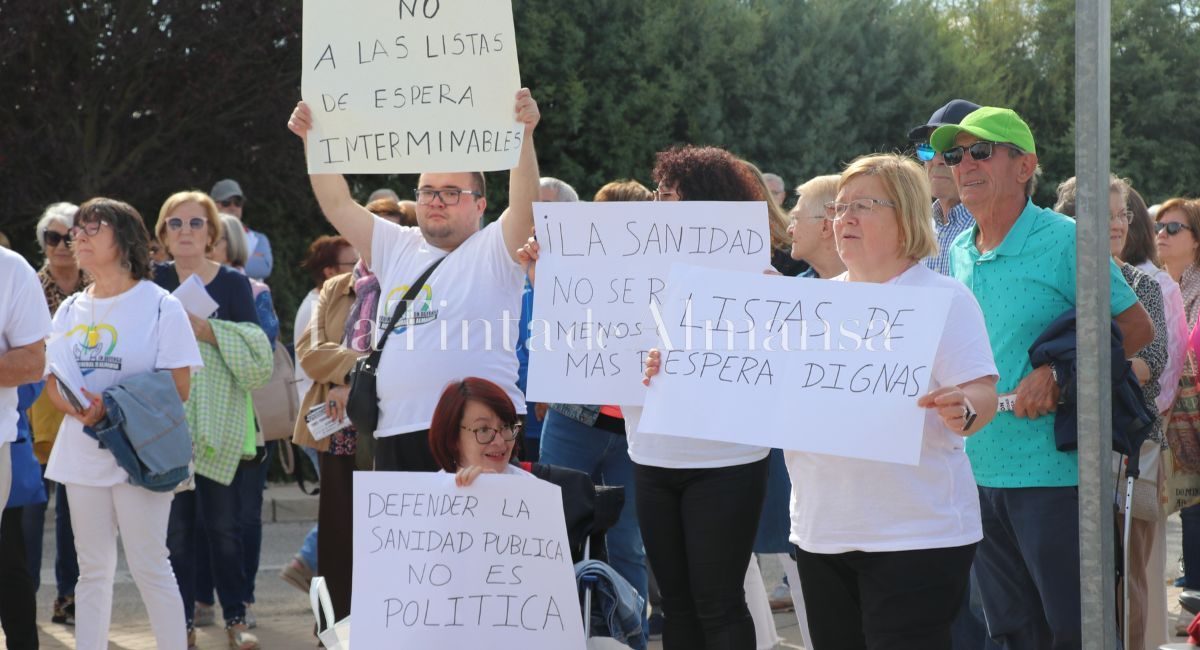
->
xmin=741 ymin=160 xmax=792 ymax=251
xmin=838 ymin=154 xmax=937 ymax=261
xmin=156 ymin=191 xmax=223 ymax=254
xmin=594 ymin=180 xmax=653 ymax=202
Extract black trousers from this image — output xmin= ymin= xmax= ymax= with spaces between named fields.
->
xmin=795 ymin=542 xmax=977 ymax=650
xmin=317 ymin=452 xmax=357 ymax=621
xmin=635 ymin=456 xmax=769 ymax=650
xmin=373 ymin=429 xmax=439 ymax=472
xmin=0 ymin=507 xmax=38 ymax=649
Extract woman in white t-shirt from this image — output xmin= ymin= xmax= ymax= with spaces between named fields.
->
xmin=624 ymin=145 xmax=777 ymax=650
xmin=44 ymin=198 xmax=202 ymax=650
xmin=647 ymin=154 xmax=999 ymax=649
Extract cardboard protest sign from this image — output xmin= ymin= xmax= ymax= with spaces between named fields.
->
xmin=525 ymin=201 xmax=771 ymax=406
xmin=638 ymin=264 xmax=953 ymax=465
xmin=301 ymin=0 xmax=523 ymax=174
xmin=351 ymin=472 xmax=585 ymax=650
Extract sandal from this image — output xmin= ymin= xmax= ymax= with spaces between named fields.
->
xmin=227 ymin=623 xmax=260 ymax=650
xmin=187 ymin=626 xmax=198 ymax=650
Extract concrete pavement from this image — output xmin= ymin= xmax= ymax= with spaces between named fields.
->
xmin=5 ymin=482 xmax=1190 ymax=648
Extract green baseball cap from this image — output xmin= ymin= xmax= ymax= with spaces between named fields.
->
xmin=929 ymin=106 xmax=1036 ymax=155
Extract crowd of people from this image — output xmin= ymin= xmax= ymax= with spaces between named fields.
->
xmin=0 ymin=86 xmax=1198 ymax=650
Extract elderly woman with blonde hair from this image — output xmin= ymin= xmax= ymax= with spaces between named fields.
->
xmin=642 ymin=153 xmax=999 ymax=650
xmin=152 ymin=191 xmax=272 ymax=649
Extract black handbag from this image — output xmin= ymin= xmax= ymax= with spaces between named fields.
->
xmin=345 ymin=257 xmax=445 ymax=438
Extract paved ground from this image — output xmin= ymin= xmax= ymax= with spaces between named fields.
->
xmin=3 ymin=483 xmax=1187 ymax=649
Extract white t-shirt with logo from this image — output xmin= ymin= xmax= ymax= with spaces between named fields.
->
xmin=622 ymin=405 xmax=771 ymax=469
xmin=46 ymin=281 xmax=203 ymax=487
xmin=0 ymin=248 xmax=53 ymax=444
xmin=370 ymin=217 xmax=526 ymax=437
xmin=786 ymin=264 xmax=997 ymax=554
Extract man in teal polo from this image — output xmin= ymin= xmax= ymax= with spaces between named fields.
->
xmin=932 ymin=107 xmax=1154 ymax=649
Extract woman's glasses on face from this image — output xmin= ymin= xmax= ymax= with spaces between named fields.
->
xmin=1156 ymin=221 xmax=1194 ymax=236
xmin=44 ymin=231 xmax=72 ymax=247
xmin=167 ymin=217 xmax=207 ymax=231
xmin=461 ymin=423 xmax=521 ymax=445
xmin=68 ymin=219 xmax=110 ymax=239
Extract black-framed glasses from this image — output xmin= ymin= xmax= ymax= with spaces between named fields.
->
xmin=1156 ymin=221 xmax=1194 ymax=236
xmin=218 ymin=196 xmax=244 ymax=208
xmin=915 ymin=142 xmax=936 ymax=162
xmin=824 ymin=198 xmax=897 ymax=221
xmin=69 ymin=219 xmax=110 ymax=238
xmin=44 ymin=231 xmax=72 ymax=247
xmin=167 ymin=216 xmax=207 ymax=231
xmin=461 ymin=423 xmax=521 ymax=445
xmin=942 ymin=141 xmax=1025 ymax=167
xmin=415 ymin=188 xmax=481 ymax=206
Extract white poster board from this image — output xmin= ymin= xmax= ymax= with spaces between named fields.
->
xmin=351 ymin=472 xmax=585 ymax=649
xmin=301 ymin=0 xmax=523 ymax=174
xmin=526 ymin=201 xmax=771 ymax=406
xmin=638 ymin=264 xmax=953 ymax=465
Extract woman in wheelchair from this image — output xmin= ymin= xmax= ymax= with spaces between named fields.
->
xmin=428 ymin=377 xmax=529 ymax=486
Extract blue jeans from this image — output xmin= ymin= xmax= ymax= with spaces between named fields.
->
xmin=974 ymin=486 xmax=1081 ymax=650
xmin=298 ymin=446 xmax=320 ymax=571
xmin=168 ymin=468 xmax=250 ymax=627
xmin=539 ymin=409 xmax=647 ymax=650
xmin=22 ymin=475 xmax=78 ymax=598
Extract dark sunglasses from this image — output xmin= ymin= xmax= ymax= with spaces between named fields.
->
xmin=218 ymin=196 xmax=244 ymax=208
xmin=167 ymin=216 xmax=207 ymax=231
xmin=915 ymin=142 xmax=936 ymax=162
xmin=942 ymin=141 xmax=1025 ymax=167
xmin=1156 ymin=221 xmax=1194 ymax=236
xmin=44 ymin=231 xmax=72 ymax=247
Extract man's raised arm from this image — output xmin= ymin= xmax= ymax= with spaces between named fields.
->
xmin=500 ymin=88 xmax=541 ymax=263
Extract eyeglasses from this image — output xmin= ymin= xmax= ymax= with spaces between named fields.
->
xmin=167 ymin=217 xmax=207 ymax=231
xmin=915 ymin=142 xmax=936 ymax=162
xmin=44 ymin=231 xmax=72 ymax=247
xmin=653 ymin=188 xmax=679 ymax=201
xmin=461 ymin=423 xmax=521 ymax=445
xmin=1111 ymin=209 xmax=1133 ymax=224
xmin=823 ymin=198 xmax=897 ymax=220
xmin=1156 ymin=221 xmax=1194 ymax=236
xmin=69 ymin=219 xmax=110 ymax=238
xmin=788 ymin=213 xmax=826 ymax=227
xmin=942 ymin=141 xmax=1025 ymax=167
xmin=415 ymin=188 xmax=481 ymax=205
xmin=218 ymin=197 xmax=244 ymax=208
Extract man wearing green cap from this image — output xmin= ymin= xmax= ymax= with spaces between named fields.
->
xmin=931 ymin=107 xmax=1154 ymax=648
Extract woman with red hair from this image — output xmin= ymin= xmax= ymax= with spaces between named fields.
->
xmin=428 ymin=377 xmax=526 ymax=485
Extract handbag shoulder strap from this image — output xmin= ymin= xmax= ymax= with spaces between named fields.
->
xmin=373 ymin=256 xmax=446 ymax=353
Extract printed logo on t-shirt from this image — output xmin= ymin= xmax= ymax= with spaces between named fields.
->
xmin=66 ymin=323 xmax=123 ymax=371
xmin=379 ymin=283 xmax=439 ymax=331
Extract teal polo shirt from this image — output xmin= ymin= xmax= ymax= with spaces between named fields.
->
xmin=950 ymin=200 xmax=1138 ymax=488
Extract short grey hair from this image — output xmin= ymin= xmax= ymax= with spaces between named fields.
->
xmin=217 ymin=213 xmax=249 ymax=267
xmin=762 ymin=173 xmax=786 ymax=191
xmin=36 ymin=202 xmax=78 ymax=252
xmin=539 ymin=177 xmax=579 ymax=202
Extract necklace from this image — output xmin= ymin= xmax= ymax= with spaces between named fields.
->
xmin=86 ymin=283 xmax=129 ymax=347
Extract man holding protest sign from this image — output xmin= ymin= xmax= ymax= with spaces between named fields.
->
xmin=287 ymin=87 xmax=540 ymax=472
xmin=933 ymin=107 xmax=1154 ymax=648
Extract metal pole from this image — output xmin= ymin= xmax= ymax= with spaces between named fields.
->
xmin=1075 ymin=1 xmax=1115 ymax=648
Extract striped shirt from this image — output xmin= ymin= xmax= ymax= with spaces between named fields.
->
xmin=922 ymin=201 xmax=975 ymax=276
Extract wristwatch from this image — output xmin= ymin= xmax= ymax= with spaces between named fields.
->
xmin=961 ymin=396 xmax=978 ymax=432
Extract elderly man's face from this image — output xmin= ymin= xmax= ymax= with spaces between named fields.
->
xmin=923 ymin=147 xmax=960 ymax=204
xmin=766 ymin=178 xmax=787 ymax=207
xmin=950 ymin=133 xmax=1030 ymax=213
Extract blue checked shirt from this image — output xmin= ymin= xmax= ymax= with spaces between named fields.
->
xmin=922 ymin=201 xmax=975 ymax=276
